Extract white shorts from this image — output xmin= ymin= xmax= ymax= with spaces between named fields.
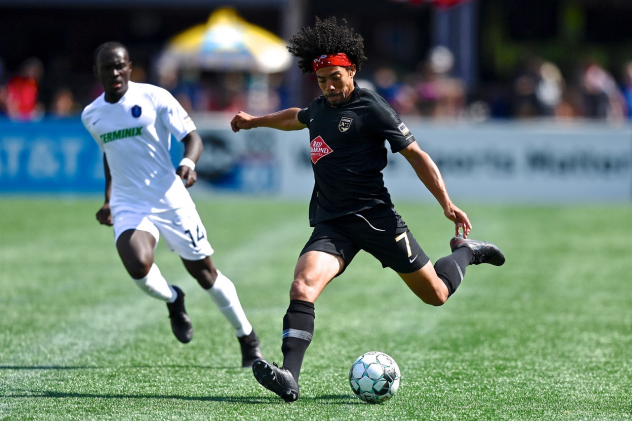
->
xmin=113 ymin=207 xmax=214 ymax=261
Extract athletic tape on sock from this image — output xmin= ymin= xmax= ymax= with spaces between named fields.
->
xmin=282 ymin=328 xmax=313 ymax=342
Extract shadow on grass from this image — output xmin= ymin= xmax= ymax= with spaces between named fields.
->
xmin=6 ymin=390 xmax=362 ymax=405
xmin=6 ymin=390 xmax=271 ymax=404
xmin=313 ymin=395 xmax=363 ymax=405
xmin=0 ymin=365 xmax=243 ymax=370
xmin=0 ymin=366 xmax=100 ymax=370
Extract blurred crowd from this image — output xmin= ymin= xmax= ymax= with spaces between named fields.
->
xmin=2 ymin=46 xmax=632 ymax=123
xmin=361 ymin=46 xmax=632 ymax=124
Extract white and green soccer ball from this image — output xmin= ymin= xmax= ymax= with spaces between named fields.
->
xmin=349 ymin=351 xmax=401 ymax=404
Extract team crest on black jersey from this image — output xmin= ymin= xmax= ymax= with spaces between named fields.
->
xmin=338 ymin=117 xmax=353 ymax=132
xmin=131 ymin=105 xmax=142 ymax=118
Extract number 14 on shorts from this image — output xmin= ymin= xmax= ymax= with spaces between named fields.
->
xmin=185 ymin=225 xmax=205 ymax=249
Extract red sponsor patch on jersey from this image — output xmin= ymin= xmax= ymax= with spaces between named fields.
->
xmin=310 ymin=136 xmax=333 ymax=164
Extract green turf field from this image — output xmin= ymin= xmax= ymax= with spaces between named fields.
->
xmin=0 ymin=197 xmax=630 ymax=420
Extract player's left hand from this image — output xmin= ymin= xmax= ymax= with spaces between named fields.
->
xmin=443 ymin=203 xmax=472 ymax=238
xmin=177 ymin=165 xmax=197 ymax=188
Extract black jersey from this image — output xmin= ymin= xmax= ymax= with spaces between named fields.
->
xmin=297 ymin=82 xmax=415 ymax=226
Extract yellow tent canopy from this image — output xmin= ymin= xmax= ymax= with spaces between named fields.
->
xmin=158 ymin=7 xmax=292 ymax=74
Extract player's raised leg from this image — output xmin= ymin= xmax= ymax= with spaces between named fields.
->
xmin=399 ymin=235 xmax=505 ymax=304
xmin=253 ymin=250 xmax=343 ymax=402
xmin=182 ymin=256 xmax=263 ymax=367
xmin=116 ymin=228 xmax=192 ymax=343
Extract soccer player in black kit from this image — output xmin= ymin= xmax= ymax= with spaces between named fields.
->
xmin=230 ymin=17 xmax=505 ymax=402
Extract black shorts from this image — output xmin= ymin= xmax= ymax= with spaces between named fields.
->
xmin=300 ymin=206 xmax=429 ymax=274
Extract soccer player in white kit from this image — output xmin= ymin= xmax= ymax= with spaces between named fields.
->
xmin=81 ymin=42 xmax=263 ymax=367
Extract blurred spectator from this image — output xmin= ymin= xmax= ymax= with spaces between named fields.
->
xmin=48 ymin=87 xmax=80 ymax=118
xmin=391 ymin=82 xmax=420 ymax=116
xmin=511 ymin=57 xmax=541 ymax=118
xmin=372 ymin=67 xmax=422 ymax=116
xmin=580 ymin=61 xmax=625 ymax=121
xmin=535 ymin=61 xmax=564 ymax=117
xmin=5 ymin=57 xmax=45 ymax=121
xmin=373 ymin=67 xmax=401 ymax=105
xmin=414 ymin=46 xmax=466 ymax=119
xmin=0 ymin=57 xmax=7 ymax=117
xmin=158 ymin=65 xmax=203 ymax=114
xmin=208 ymin=72 xmax=247 ymax=113
xmin=620 ymin=61 xmax=632 ymax=119
xmin=246 ymin=72 xmax=281 ymax=115
xmin=130 ymin=65 xmax=147 ymax=83
xmin=38 ymin=56 xmax=73 ymax=112
xmin=510 ymin=56 xmax=584 ymax=121
xmin=355 ymin=78 xmax=375 ymax=91
xmin=554 ymin=88 xmax=583 ymax=120
xmin=480 ymin=83 xmax=512 ymax=119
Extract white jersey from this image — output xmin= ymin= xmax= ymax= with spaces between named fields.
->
xmin=82 ymin=81 xmax=197 ymax=214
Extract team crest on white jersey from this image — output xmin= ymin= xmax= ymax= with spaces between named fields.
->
xmin=131 ymin=105 xmax=142 ymax=118
xmin=338 ymin=117 xmax=353 ymax=132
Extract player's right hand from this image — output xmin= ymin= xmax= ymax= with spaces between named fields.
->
xmin=230 ymin=111 xmax=254 ymax=133
xmin=176 ymin=165 xmax=197 ymax=188
xmin=443 ymin=203 xmax=472 ymax=238
xmin=96 ymin=203 xmax=113 ymax=226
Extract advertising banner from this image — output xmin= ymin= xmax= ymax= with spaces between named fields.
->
xmin=0 ymin=119 xmax=104 ymax=193
xmin=252 ymin=122 xmax=632 ymax=203
xmin=1 ymin=117 xmax=630 ymax=203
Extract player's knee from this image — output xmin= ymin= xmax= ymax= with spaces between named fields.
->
xmin=126 ymin=260 xmax=153 ymax=280
xmin=289 ymin=278 xmax=307 ymax=301
xmin=434 ymin=292 xmax=449 ymax=306
xmin=421 ymin=290 xmax=448 ymax=307
xmin=289 ymin=275 xmax=317 ymax=301
xmin=429 ymin=296 xmax=448 ymax=307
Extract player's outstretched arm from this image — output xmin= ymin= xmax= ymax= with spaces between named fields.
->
xmin=230 ymin=108 xmax=306 ymax=133
xmin=399 ymin=141 xmax=472 ymax=238
xmin=96 ymin=154 xmax=113 ymax=226
xmin=177 ymin=131 xmax=203 ymax=188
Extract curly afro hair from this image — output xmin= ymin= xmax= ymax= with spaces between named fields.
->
xmin=287 ymin=16 xmax=368 ymax=74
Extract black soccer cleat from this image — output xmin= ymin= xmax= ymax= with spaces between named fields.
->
xmin=238 ymin=330 xmax=264 ymax=368
xmin=166 ymin=285 xmax=193 ymax=343
xmin=252 ymin=359 xmax=299 ymax=403
xmin=450 ymin=235 xmax=505 ymax=266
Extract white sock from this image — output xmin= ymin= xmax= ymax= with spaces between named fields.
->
xmin=132 ymin=263 xmax=177 ymax=303
xmin=206 ymin=270 xmax=252 ymax=337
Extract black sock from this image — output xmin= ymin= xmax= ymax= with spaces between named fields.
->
xmin=434 ymin=247 xmax=473 ymax=296
xmin=281 ymin=300 xmax=315 ymax=382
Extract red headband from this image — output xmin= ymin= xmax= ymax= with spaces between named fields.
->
xmin=312 ymin=53 xmax=353 ymax=72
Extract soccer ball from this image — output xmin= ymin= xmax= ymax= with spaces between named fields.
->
xmin=349 ymin=351 xmax=401 ymax=404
